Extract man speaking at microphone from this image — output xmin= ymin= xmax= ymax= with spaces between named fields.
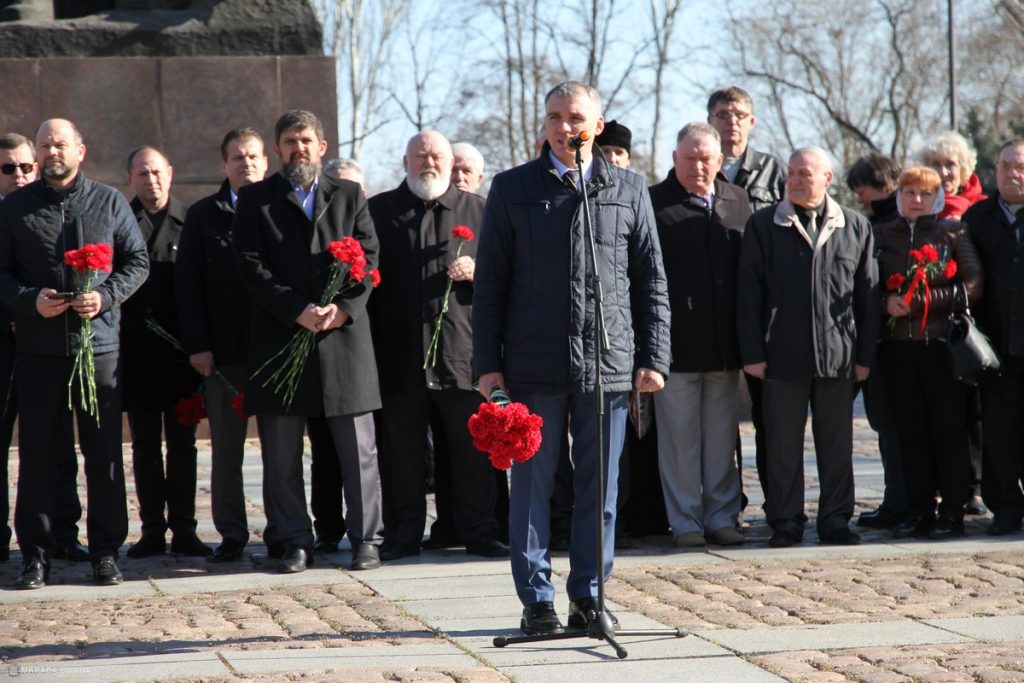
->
xmin=474 ymin=81 xmax=670 ymax=635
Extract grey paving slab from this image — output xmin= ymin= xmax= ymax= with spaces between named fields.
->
xmin=500 ymin=655 xmax=785 ymax=683
xmin=697 ymin=620 xmax=976 ymax=655
xmin=925 ymin=615 xmax=1024 ymax=642
xmin=0 ymin=580 xmax=158 ymax=604
xmin=355 ymin=557 xmax=514 ymax=581
xmin=464 ymin=630 xmax=727 ymax=668
xmin=151 ymin=567 xmax=356 ymax=594
xmin=223 ymin=643 xmax=479 ymax=673
xmin=366 ymin=572 xmax=518 ymax=600
xmin=3 ymin=652 xmax=227 ymax=682
xmin=403 ymin=594 xmax=526 ymax=621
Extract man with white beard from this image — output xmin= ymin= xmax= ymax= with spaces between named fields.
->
xmin=367 ymin=131 xmax=508 ymax=561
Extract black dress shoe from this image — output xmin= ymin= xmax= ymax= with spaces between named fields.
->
xmin=171 ymin=533 xmax=212 ymax=557
xmin=856 ymin=508 xmax=905 ymax=529
xmin=892 ymin=515 xmax=933 ymax=539
xmin=278 ymin=546 xmax=312 ymax=573
xmin=987 ymin=516 xmax=1023 ymax=537
xmin=126 ymin=533 xmax=166 ymax=558
xmin=380 ymin=543 xmax=420 ymax=561
xmin=567 ymin=597 xmax=619 ymax=630
xmin=92 ymin=556 xmax=123 ymax=585
xmin=208 ymin=539 xmax=246 ymax=563
xmin=313 ymin=536 xmax=340 ymax=554
xmin=769 ymin=529 xmax=801 ymax=548
xmin=928 ymin=516 xmax=965 ymax=540
xmin=820 ymin=528 xmax=861 ymax=546
xmin=351 ymin=543 xmax=381 ymax=570
xmin=15 ymin=560 xmax=48 ymax=589
xmin=465 ymin=538 xmax=509 ymax=558
xmin=421 ymin=534 xmax=459 ymax=550
xmin=965 ymin=496 xmax=988 ymax=516
xmin=53 ymin=539 xmax=91 ymax=562
xmin=520 ymin=601 xmax=564 ymax=635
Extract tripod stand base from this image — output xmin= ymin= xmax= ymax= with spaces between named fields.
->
xmin=493 ymin=624 xmax=686 ymax=659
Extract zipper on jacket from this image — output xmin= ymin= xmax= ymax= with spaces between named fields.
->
xmin=60 ymin=200 xmax=71 ymax=356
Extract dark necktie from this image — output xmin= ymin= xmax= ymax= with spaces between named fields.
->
xmin=562 ymin=169 xmax=580 ymax=193
xmin=805 ymin=209 xmax=819 ymax=245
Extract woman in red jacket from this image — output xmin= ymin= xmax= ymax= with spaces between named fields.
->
xmin=920 ymin=131 xmax=987 ymax=220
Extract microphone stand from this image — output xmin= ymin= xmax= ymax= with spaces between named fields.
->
xmin=493 ymin=143 xmax=684 ymax=659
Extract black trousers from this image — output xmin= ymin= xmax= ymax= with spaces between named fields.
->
xmin=15 ymin=352 xmax=127 ymax=562
xmin=979 ymin=358 xmax=1024 ymax=521
xmin=744 ymin=373 xmax=769 ymax=506
xmin=427 ymin=406 xmax=511 ymax=544
xmin=879 ymin=340 xmax=971 ymax=520
xmin=307 ymin=415 xmax=346 ymax=542
xmin=378 ymin=387 xmax=498 ymax=548
xmin=762 ymin=376 xmax=856 ymax=536
xmin=127 ymin=408 xmax=199 ymax=536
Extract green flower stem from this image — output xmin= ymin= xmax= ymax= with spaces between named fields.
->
xmin=423 ymin=239 xmax=466 ymax=370
xmin=67 ymin=271 xmax=100 ymax=425
xmin=145 ymin=318 xmax=240 ymax=396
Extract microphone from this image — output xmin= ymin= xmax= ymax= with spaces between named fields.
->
xmin=568 ymin=131 xmax=590 ymax=149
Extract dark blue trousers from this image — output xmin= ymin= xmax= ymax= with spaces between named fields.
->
xmin=509 ymin=390 xmax=627 ymax=606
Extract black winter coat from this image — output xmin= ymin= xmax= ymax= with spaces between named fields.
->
xmin=176 ymin=180 xmax=251 ymax=366
xmin=965 ymin=195 xmax=1024 ymax=358
xmin=0 ymin=173 xmax=149 ymax=357
xmin=650 ymin=174 xmax=751 ymax=372
xmin=233 ymin=172 xmax=381 ymax=417
xmin=368 ymin=181 xmax=484 ymax=394
xmin=737 ymin=196 xmax=879 ymax=379
xmin=473 ymin=144 xmax=670 ymax=393
xmin=121 ymin=196 xmax=201 ymax=410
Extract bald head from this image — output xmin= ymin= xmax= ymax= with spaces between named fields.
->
xmin=127 ymin=146 xmax=173 ymax=212
xmin=404 ymin=130 xmax=454 ymax=201
xmin=35 ymin=118 xmax=86 ymax=189
xmin=787 ymin=147 xmax=834 ymax=209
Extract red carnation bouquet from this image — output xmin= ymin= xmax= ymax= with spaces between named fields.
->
xmin=64 ymin=243 xmax=114 ymax=424
xmin=467 ymin=388 xmax=544 ymax=470
xmin=145 ymin=319 xmax=250 ymax=424
xmin=886 ymin=242 xmax=957 ymax=334
xmin=252 ymin=237 xmax=381 ymax=410
xmin=423 ymin=225 xmax=475 ymax=370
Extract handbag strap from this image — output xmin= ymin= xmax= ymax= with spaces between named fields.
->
xmin=952 ymin=280 xmax=971 ymax=317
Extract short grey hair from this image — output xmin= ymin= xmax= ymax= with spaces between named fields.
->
xmin=676 ymin=122 xmax=721 ymax=145
xmin=790 ymin=146 xmax=833 ymax=173
xmin=920 ymin=131 xmax=978 ymax=180
xmin=324 ymin=158 xmax=362 ymax=176
xmin=452 ymin=142 xmax=484 ymax=172
xmin=544 ymin=81 xmax=602 ymax=112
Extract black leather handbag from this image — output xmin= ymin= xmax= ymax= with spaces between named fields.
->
xmin=946 ymin=282 xmax=1001 ymax=385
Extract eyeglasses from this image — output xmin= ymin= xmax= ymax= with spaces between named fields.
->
xmin=1 ymin=163 xmax=34 ymax=176
xmin=711 ymin=110 xmax=751 ymax=122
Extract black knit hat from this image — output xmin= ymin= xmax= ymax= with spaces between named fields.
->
xmin=596 ymin=120 xmax=631 ymax=154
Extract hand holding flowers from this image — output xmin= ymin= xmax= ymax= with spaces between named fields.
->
xmin=885 ymin=242 xmax=958 ymax=334
xmin=63 ymin=243 xmax=113 ymax=424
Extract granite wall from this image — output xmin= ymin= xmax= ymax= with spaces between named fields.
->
xmin=0 ymin=55 xmax=338 ymax=204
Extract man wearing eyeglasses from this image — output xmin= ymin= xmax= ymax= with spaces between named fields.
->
xmin=707 ymin=87 xmax=787 ymax=518
xmin=706 ymin=87 xmax=785 ymax=212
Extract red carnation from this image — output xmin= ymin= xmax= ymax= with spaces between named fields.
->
xmin=943 ymin=259 xmax=958 ymax=279
xmin=467 ymin=399 xmax=544 ymax=471
xmin=920 ymin=244 xmax=939 ymax=263
xmin=908 ymin=249 xmax=924 ymax=264
xmin=886 ymin=273 xmax=906 ymax=291
xmin=369 ymin=268 xmax=382 ymax=288
xmin=64 ymin=243 xmax=113 ymax=274
xmin=452 ymin=225 xmax=475 ymax=241
xmin=328 ymin=237 xmax=365 ymax=265
xmin=230 ymin=392 xmax=248 ymax=421
xmin=173 ymin=393 xmax=207 ymax=426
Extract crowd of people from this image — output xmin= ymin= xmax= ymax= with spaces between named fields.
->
xmin=0 ymin=80 xmax=1022 ymax=638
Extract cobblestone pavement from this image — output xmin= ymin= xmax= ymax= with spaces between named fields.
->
xmin=0 ymin=419 xmax=1022 ymax=682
